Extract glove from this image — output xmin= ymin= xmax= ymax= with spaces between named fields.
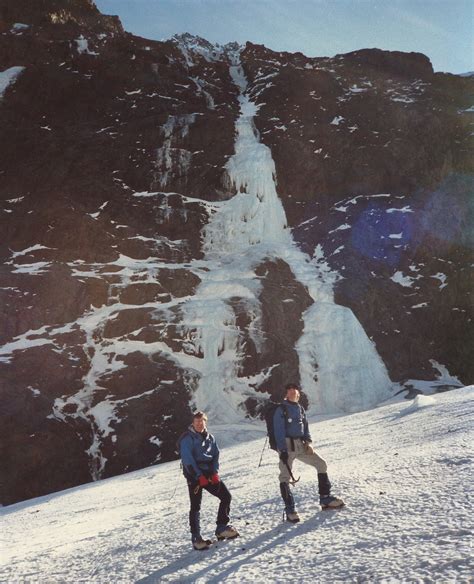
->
xmin=198 ymin=475 xmax=209 ymax=487
xmin=210 ymin=473 xmax=220 ymax=485
xmin=279 ymin=451 xmax=289 ymax=464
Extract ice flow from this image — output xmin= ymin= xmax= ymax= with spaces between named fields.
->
xmin=186 ymin=54 xmax=393 ymax=418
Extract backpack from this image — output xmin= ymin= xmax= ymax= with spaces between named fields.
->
xmin=176 ymin=430 xmax=190 ymax=457
xmin=264 ymin=401 xmax=289 ymax=450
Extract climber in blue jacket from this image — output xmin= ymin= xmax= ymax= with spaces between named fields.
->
xmin=179 ymin=410 xmax=239 ymax=549
xmin=274 ymin=383 xmax=344 ymax=522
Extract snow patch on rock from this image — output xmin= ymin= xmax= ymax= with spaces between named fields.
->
xmin=0 ymin=66 xmax=25 ymax=100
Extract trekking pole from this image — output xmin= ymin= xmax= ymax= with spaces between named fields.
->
xmin=257 ymin=436 xmax=268 ymax=468
xmin=165 ymin=461 xmax=183 ymax=502
xmin=166 ymin=471 xmax=180 ymax=502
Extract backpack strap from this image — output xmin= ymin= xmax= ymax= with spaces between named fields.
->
xmin=281 ymin=403 xmax=305 ymax=422
xmin=299 ymin=404 xmax=306 ymax=420
xmin=283 ymin=403 xmax=306 ymax=451
xmin=280 ymin=404 xmax=296 ymax=451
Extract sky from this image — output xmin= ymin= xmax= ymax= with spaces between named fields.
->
xmin=95 ymin=0 xmax=473 ymax=74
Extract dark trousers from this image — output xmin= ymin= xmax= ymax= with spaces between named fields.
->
xmin=187 ymin=480 xmax=232 ymax=537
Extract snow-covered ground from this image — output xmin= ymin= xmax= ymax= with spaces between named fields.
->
xmin=2 ymin=387 xmax=472 ymax=583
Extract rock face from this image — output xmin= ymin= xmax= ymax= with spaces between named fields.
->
xmin=0 ymin=0 xmax=472 ymax=505
xmin=239 ymin=43 xmax=473 ymax=384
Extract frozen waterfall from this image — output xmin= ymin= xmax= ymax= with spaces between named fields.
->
xmin=185 ymin=52 xmax=393 ymax=419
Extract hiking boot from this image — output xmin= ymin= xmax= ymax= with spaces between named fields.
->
xmin=192 ymin=536 xmax=212 ymax=550
xmin=320 ymin=495 xmax=344 ymax=509
xmin=215 ymin=524 xmax=239 ymax=540
xmin=286 ymin=511 xmax=300 ymax=523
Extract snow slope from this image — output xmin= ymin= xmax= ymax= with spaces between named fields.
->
xmin=2 ymin=387 xmax=472 ymax=583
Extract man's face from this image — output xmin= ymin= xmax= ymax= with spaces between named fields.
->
xmin=192 ymin=416 xmax=207 ymax=433
xmin=286 ymin=387 xmax=300 ymax=402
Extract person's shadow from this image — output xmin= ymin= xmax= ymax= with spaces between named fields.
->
xmin=136 ymin=510 xmax=334 ymax=583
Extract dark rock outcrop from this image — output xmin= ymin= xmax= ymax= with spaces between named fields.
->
xmin=240 ymin=42 xmax=473 ymax=385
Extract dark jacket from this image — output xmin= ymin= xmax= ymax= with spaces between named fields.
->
xmin=273 ymin=399 xmax=311 ymax=452
xmin=179 ymin=426 xmax=219 ymax=481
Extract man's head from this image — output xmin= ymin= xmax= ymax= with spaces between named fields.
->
xmin=285 ymin=383 xmax=301 ymax=402
xmin=192 ymin=410 xmax=208 ymax=433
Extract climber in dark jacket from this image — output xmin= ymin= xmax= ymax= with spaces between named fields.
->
xmin=274 ymin=383 xmax=344 ymax=522
xmin=179 ymin=410 xmax=239 ymax=549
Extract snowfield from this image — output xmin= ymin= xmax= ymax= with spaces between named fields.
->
xmin=2 ymin=386 xmax=473 ymax=583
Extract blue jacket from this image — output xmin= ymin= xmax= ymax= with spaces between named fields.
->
xmin=179 ymin=426 xmax=219 ymax=480
xmin=273 ymin=399 xmax=311 ymax=452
